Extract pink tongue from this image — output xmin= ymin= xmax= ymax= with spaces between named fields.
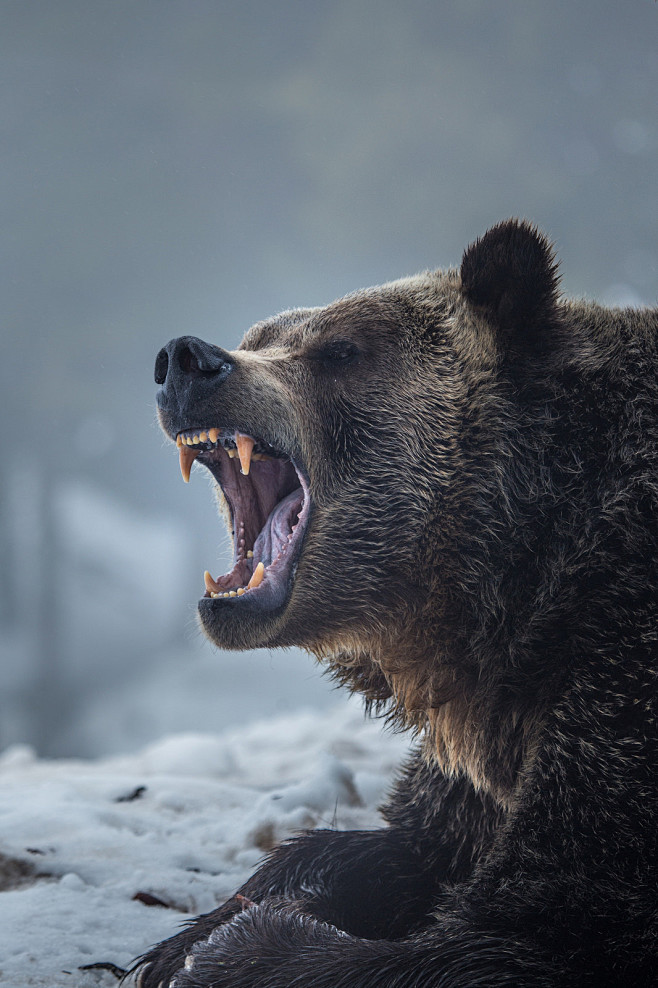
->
xmin=252 ymin=488 xmax=303 ymax=567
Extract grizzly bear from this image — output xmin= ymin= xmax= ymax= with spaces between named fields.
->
xmin=137 ymin=220 xmax=657 ymax=986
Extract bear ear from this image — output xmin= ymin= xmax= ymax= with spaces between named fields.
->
xmin=460 ymin=220 xmax=560 ymax=345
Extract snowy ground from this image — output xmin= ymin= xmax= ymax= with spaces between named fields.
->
xmin=0 ymin=698 xmax=409 ymax=987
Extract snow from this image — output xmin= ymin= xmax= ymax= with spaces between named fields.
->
xmin=0 ymin=699 xmax=409 ymax=987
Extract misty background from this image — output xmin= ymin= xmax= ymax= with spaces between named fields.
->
xmin=1 ymin=0 xmax=657 ymax=757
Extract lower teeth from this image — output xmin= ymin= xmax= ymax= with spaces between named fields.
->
xmin=208 ymin=561 xmax=265 ymax=598
xmin=210 ymin=586 xmax=248 ymax=598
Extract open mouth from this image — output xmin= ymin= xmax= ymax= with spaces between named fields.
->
xmin=176 ymin=428 xmax=310 ymax=612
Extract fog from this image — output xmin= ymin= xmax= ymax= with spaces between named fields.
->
xmin=2 ymin=0 xmax=656 ymax=756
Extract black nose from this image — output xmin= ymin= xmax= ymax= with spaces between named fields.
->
xmin=154 ymin=336 xmax=232 ymax=386
xmin=155 ymin=336 xmax=234 ymax=422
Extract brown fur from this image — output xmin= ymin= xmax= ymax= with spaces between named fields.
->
xmin=140 ymin=220 xmax=658 ymax=986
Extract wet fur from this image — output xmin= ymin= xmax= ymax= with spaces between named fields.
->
xmin=135 ymin=221 xmax=658 ymax=986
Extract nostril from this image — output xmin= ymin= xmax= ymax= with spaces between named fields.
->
xmin=154 ymin=348 xmax=169 ymax=385
xmin=182 ymin=339 xmax=230 ymax=375
xmin=180 ymin=345 xmax=202 ymax=375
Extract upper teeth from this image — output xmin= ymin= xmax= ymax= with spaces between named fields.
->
xmin=235 ymin=433 xmax=254 ymax=476
xmin=176 ymin=428 xmax=273 ymax=482
xmin=179 ymin=445 xmax=199 ymax=483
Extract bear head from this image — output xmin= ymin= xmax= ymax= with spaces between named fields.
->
xmin=154 ymin=220 xmax=563 ymax=744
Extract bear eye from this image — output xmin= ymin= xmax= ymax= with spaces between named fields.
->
xmin=314 ymin=339 xmax=361 ymax=365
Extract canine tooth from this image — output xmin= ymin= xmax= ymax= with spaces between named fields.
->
xmin=179 ymin=446 xmax=200 ymax=482
xmin=236 ymin=433 xmax=255 ymax=475
xmin=204 ymin=570 xmax=221 ymax=593
xmin=208 ymin=428 xmax=219 ymax=443
xmin=248 ymin=561 xmax=265 ymax=589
